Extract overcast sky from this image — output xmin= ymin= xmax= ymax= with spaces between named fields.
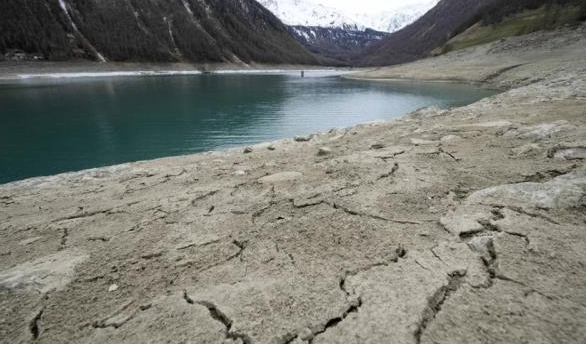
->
xmin=316 ymin=0 xmax=430 ymax=13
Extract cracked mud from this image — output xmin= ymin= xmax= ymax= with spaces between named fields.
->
xmin=1 ymin=26 xmax=586 ymax=344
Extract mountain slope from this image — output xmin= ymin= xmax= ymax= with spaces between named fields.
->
xmin=359 ymin=0 xmax=499 ymax=66
xmin=258 ymin=0 xmax=438 ymax=33
xmin=437 ymin=0 xmax=586 ymax=55
xmin=257 ymin=0 xmax=365 ymax=30
xmin=288 ymin=26 xmax=387 ymax=65
xmin=257 ymin=0 xmax=438 ymax=65
xmin=355 ymin=1 xmax=440 ymax=33
xmin=0 ymin=0 xmax=317 ymax=65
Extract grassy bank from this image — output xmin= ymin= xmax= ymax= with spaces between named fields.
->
xmin=435 ymin=4 xmax=585 ymax=55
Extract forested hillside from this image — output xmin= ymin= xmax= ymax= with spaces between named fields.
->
xmin=0 ymin=0 xmax=317 ymax=65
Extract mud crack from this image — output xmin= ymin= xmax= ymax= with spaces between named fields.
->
xmin=252 ymin=202 xmax=276 ymax=223
xmin=332 ymin=202 xmax=422 ymax=225
xmin=377 ymin=162 xmax=399 ymax=180
xmin=308 ymin=298 xmax=362 ymax=344
xmin=184 ymin=239 xmax=248 ymax=271
xmin=414 ymin=271 xmax=465 ymax=344
xmin=59 ymin=228 xmax=69 ymax=250
xmin=190 ymin=190 xmax=219 ymax=205
xmin=183 ymin=291 xmax=252 ymax=344
xmin=29 ymin=308 xmax=44 ymax=340
xmin=54 ymin=207 xmax=114 ymax=222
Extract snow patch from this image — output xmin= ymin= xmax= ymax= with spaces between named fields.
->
xmin=181 ymin=0 xmax=194 ymax=15
xmin=58 ymin=0 xmax=107 ymax=62
xmin=258 ymin=0 xmax=439 ymax=33
xmin=17 ymin=71 xmax=203 ymax=80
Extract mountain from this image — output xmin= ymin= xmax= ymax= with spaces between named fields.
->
xmin=359 ymin=0 xmax=586 ymax=66
xmin=354 ymin=1 xmax=440 ymax=33
xmin=436 ymin=0 xmax=586 ymax=55
xmin=288 ymin=26 xmax=388 ymax=65
xmin=257 ymin=0 xmax=438 ymax=33
xmin=256 ymin=0 xmax=437 ymax=65
xmin=358 ymin=0 xmax=499 ymax=66
xmin=0 ymin=0 xmax=317 ymax=65
xmin=257 ymin=0 xmax=365 ymax=31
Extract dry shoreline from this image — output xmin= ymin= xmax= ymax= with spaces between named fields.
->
xmin=0 ymin=61 xmax=356 ymax=81
xmin=1 ymin=26 xmax=586 ymax=344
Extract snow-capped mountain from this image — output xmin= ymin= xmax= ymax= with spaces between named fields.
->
xmin=288 ymin=26 xmax=388 ymax=65
xmin=257 ymin=0 xmax=439 ymax=33
xmin=256 ymin=0 xmax=440 ymax=66
xmin=257 ymin=0 xmax=365 ymax=31
xmin=356 ymin=1 xmax=441 ymax=33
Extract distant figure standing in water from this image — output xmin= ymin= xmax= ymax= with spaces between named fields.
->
xmin=301 ymin=70 xmax=305 ymax=78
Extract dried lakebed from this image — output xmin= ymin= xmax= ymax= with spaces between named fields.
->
xmin=1 ymin=26 xmax=586 ymax=344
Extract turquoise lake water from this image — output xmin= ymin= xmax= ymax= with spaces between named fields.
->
xmin=0 ymin=71 xmax=495 ymax=184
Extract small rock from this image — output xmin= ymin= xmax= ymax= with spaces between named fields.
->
xmin=294 ymin=135 xmax=311 ymax=142
xmin=267 ymin=145 xmax=276 ymax=151
xmin=317 ymin=147 xmax=332 ymax=156
xmin=370 ymin=143 xmax=385 ymax=150
xmin=553 ymin=148 xmax=586 ymax=160
xmin=512 ymin=143 xmax=541 ymax=156
xmin=243 ymin=147 xmax=253 ymax=154
xmin=440 ymin=209 xmax=491 ymax=236
xmin=108 ymin=284 xmax=119 ymax=293
xmin=232 ymin=170 xmax=247 ymax=176
xmin=548 ymin=143 xmax=586 ymax=160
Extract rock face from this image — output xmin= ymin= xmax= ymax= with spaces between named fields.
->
xmin=0 ymin=0 xmax=317 ymax=64
xmin=288 ymin=26 xmax=388 ymax=65
xmin=1 ymin=26 xmax=586 ymax=344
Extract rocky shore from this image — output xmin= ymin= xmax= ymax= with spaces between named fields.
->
xmin=1 ymin=26 xmax=585 ymax=344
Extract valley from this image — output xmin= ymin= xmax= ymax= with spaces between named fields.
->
xmin=1 ymin=23 xmax=585 ymax=344
xmin=1 ymin=1 xmax=586 ymax=344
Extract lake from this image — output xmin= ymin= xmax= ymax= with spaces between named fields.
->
xmin=0 ymin=71 xmax=495 ymax=184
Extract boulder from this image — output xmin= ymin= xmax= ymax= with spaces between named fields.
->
xmin=548 ymin=142 xmax=586 ymax=160
xmin=317 ymin=147 xmax=332 ymax=156
xmin=294 ymin=135 xmax=311 ymax=142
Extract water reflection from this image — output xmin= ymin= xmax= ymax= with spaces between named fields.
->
xmin=0 ymin=73 xmax=495 ymax=183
